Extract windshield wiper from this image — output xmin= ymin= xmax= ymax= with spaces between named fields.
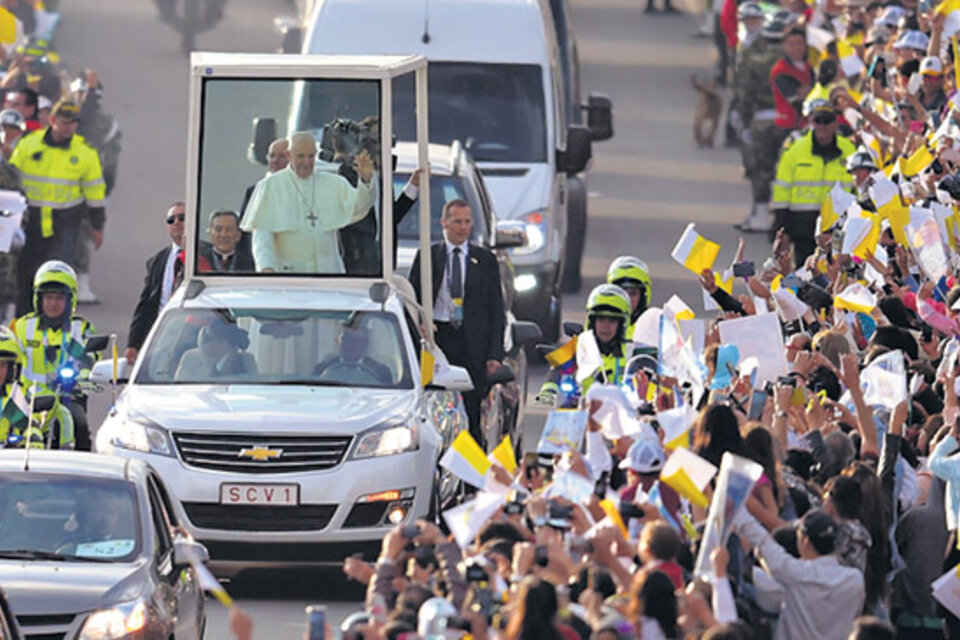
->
xmin=0 ymin=549 xmax=113 ymax=563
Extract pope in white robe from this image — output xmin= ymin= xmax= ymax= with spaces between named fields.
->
xmin=241 ymin=131 xmax=376 ymax=274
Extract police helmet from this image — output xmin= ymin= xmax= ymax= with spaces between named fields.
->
xmin=33 ymin=260 xmax=78 ymax=315
xmin=418 ymin=597 xmax=459 ymax=640
xmin=606 ymin=256 xmax=652 ymax=310
xmin=761 ymin=17 xmax=789 ymax=40
xmin=772 ymin=9 xmax=797 ymax=25
xmin=586 ymin=284 xmax=631 ymax=334
xmin=0 ymin=326 xmax=20 ymax=386
xmin=0 ymin=109 xmax=24 ymax=130
xmin=738 ymin=2 xmax=764 ymax=21
xmin=846 ymin=150 xmax=878 ymax=172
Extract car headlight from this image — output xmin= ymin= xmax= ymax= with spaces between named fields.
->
xmin=79 ymin=600 xmax=146 ymax=640
xmin=512 ymin=209 xmax=548 ymax=255
xmin=110 ymin=416 xmax=171 ymax=456
xmin=352 ymin=424 xmax=418 ymax=459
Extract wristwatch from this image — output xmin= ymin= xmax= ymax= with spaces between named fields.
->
xmin=774 ymin=410 xmax=789 ymax=419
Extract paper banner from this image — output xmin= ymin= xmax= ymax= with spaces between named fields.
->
xmin=585 ymin=384 xmax=642 ymax=440
xmin=717 ymin=314 xmax=788 ymax=384
xmin=538 ymin=410 xmax=588 ymax=455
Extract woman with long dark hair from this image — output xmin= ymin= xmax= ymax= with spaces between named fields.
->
xmin=694 ymin=403 xmax=747 ymax=468
xmin=628 ymin=568 xmax=678 ymax=639
xmin=504 ymin=576 xmax=566 ymax=640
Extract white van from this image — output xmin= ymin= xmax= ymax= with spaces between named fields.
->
xmin=297 ymin=0 xmax=608 ymax=340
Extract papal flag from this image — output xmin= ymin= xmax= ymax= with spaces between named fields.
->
xmin=835 ymin=282 xmax=877 ymax=314
xmin=671 ymin=223 xmax=720 ymax=275
xmin=937 ymin=0 xmax=960 ymax=38
xmin=819 ymin=182 xmax=856 ymax=232
xmin=900 ymin=145 xmax=935 ymax=177
xmin=439 ymin=430 xmax=492 ymax=489
xmin=660 ymin=447 xmax=717 ymax=509
xmin=836 ymin=39 xmax=865 ymax=77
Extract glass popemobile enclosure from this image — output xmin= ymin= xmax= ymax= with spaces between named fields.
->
xmin=90 ymin=54 xmax=474 ymax=572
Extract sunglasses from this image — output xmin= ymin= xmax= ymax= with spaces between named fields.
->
xmin=166 ymin=213 xmax=185 ymax=224
xmin=812 ymin=114 xmax=837 ymax=125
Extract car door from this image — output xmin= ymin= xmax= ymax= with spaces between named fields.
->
xmin=147 ymin=475 xmax=203 ymax=639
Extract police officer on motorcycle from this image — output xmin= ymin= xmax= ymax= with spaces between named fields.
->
xmin=11 ymin=261 xmax=95 ymax=449
xmin=606 ymin=256 xmax=652 ymax=337
xmin=538 ymin=284 xmax=634 ymax=404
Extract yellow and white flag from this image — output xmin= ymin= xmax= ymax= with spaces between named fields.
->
xmin=820 ymin=182 xmax=856 ymax=232
xmin=192 ymin=559 xmax=234 ymax=608
xmin=660 ymin=447 xmax=717 ymax=509
xmin=488 ymin=436 xmax=517 ymax=474
xmin=439 ymin=430 xmax=493 ymax=489
xmin=656 ymin=404 xmax=698 ymax=450
xmin=443 ymin=491 xmax=508 ymax=549
xmin=835 ymin=282 xmax=877 ymax=313
xmin=663 ymin=294 xmax=695 ymax=321
xmin=937 ymin=0 xmax=960 ymax=37
xmin=836 ymin=39 xmax=865 ymax=77
xmin=671 ymin=223 xmax=720 ymax=275
xmin=900 ymin=145 xmax=935 ymax=177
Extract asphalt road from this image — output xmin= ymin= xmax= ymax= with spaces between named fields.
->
xmin=50 ymin=0 xmax=773 ymax=636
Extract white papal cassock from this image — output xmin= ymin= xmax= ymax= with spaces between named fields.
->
xmin=241 ymin=166 xmax=376 ymax=273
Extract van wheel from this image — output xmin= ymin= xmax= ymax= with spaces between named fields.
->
xmin=561 ymin=177 xmax=587 ymax=293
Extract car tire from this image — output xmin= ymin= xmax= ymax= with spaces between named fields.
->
xmin=561 ymin=176 xmax=587 ymax=293
xmin=540 ymin=294 xmax=561 ymax=344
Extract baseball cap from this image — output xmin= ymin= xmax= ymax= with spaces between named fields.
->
xmin=619 ymin=438 xmax=665 ymax=473
xmin=874 ymin=5 xmax=905 ymax=28
xmin=37 ymin=95 xmax=52 ymax=111
xmin=920 ymin=56 xmax=943 ymax=76
xmin=893 ymin=30 xmax=930 ymax=52
xmin=804 ymin=98 xmax=837 ymax=118
xmin=51 ymin=98 xmax=79 ymax=122
xmin=798 ymin=509 xmax=839 ymax=548
xmin=0 ymin=109 xmax=24 ymax=130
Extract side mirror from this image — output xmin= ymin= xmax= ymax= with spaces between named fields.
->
xmin=429 ymin=365 xmax=474 ymax=392
xmin=173 ymin=538 xmax=210 ymax=568
xmin=488 ymin=363 xmax=516 ymax=385
xmin=560 ymin=125 xmax=592 ymax=175
xmin=563 ymin=321 xmax=583 ymax=337
xmin=584 ymin=93 xmax=613 ymax=141
xmin=493 ymin=220 xmax=527 ymax=249
xmin=84 ymin=335 xmax=110 ymax=354
xmin=89 ymin=358 xmax=130 ymax=385
xmin=535 ymin=343 xmax=559 ymax=358
xmin=248 ymin=117 xmax=278 ymax=165
xmin=511 ymin=321 xmax=542 ymax=348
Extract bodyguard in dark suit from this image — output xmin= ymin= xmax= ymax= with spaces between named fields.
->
xmin=409 ymin=199 xmax=505 ymax=445
xmin=124 ymin=202 xmax=185 ymax=363
xmin=197 ymin=210 xmax=255 ymax=273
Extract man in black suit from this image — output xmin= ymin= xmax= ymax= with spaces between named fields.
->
xmin=198 ymin=210 xmax=255 ymax=273
xmin=409 ymin=199 xmax=505 ymax=445
xmin=123 ymin=201 xmax=185 ymax=364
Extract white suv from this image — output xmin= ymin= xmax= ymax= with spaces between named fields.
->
xmin=94 ymin=282 xmax=468 ymax=573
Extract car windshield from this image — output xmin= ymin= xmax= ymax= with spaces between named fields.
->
xmin=394 ymin=173 xmax=486 ymax=242
xmin=0 ymin=475 xmax=140 ymax=562
xmin=393 ymin=62 xmax=546 ymax=162
xmin=137 ymin=308 xmax=414 ymax=388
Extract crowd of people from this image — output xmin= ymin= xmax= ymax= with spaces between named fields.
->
xmin=218 ymin=1 xmax=960 ymax=638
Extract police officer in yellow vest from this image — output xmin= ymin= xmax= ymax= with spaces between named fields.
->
xmin=537 ymin=284 xmax=634 ymax=404
xmin=12 ymin=261 xmax=94 ymax=449
xmin=606 ymin=256 xmax=652 ymax=340
xmin=0 ymin=325 xmax=46 ymax=447
xmin=12 ymin=98 xmax=106 ymax=315
xmin=771 ymin=98 xmax=854 ymax=265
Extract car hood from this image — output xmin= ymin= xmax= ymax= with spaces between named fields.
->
xmin=120 ymin=385 xmax=418 ymax=433
xmin=479 ymin=163 xmax=552 ymax=220
xmin=0 ymin=559 xmax=148 ymax=614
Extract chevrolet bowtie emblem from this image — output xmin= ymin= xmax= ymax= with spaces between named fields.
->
xmin=238 ymin=446 xmax=283 ymax=461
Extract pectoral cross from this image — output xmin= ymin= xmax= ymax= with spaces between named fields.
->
xmin=306 ymin=210 xmax=318 ymax=227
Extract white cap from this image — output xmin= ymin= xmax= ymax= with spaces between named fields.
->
xmin=0 ymin=108 xmax=23 ymax=130
xmin=37 ymin=95 xmax=52 ymax=111
xmin=619 ymin=438 xmax=666 ymax=473
xmin=921 ymin=56 xmax=943 ymax=75
xmin=893 ymin=30 xmax=930 ymax=52
xmin=874 ymin=5 xmax=905 ymax=28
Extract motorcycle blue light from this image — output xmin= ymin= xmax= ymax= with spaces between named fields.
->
xmin=59 ymin=368 xmax=75 ymax=379
xmin=560 ymin=381 xmax=575 ymax=393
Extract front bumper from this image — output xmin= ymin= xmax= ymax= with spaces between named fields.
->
xmin=98 ymin=441 xmax=436 ymax=564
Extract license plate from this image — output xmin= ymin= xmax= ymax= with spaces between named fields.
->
xmin=220 ymin=484 xmax=299 ymax=506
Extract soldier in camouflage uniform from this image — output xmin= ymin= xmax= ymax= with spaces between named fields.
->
xmin=735 ymin=16 xmax=789 ymax=233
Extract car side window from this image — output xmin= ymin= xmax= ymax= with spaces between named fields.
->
xmin=147 ymin=478 xmax=174 ymax=557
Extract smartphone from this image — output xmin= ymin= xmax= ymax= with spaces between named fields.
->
xmin=748 ymin=388 xmax=767 ymax=421
xmin=619 ymin=502 xmax=647 ymax=521
xmin=415 ymin=544 xmax=437 ymax=569
xmin=733 ymin=261 xmax=756 ymax=278
xmin=594 ymin=471 xmax=609 ymax=499
xmin=401 ymin=523 xmax=421 ymax=539
xmin=306 ymin=605 xmax=326 ymax=640
xmin=777 ymin=375 xmax=797 ymax=387
xmin=504 ymin=500 xmax=524 ymax=515
xmin=534 ymin=544 xmax=550 ymax=567
xmin=465 ymin=561 xmax=488 ymax=582
xmin=548 ymin=502 xmax=574 ymax=520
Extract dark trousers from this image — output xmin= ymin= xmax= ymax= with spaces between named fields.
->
xmin=16 ymin=207 xmax=84 ymax=315
xmin=773 ymin=209 xmax=818 ymax=268
xmin=942 ymin=533 xmax=960 ymax=638
xmin=436 ymin=322 xmax=486 ymax=448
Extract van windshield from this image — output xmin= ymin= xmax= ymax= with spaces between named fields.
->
xmin=393 ymin=63 xmax=546 ymax=163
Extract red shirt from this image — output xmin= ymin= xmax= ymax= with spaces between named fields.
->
xmin=24 ymin=120 xmax=41 ymax=132
xmin=771 ymin=58 xmax=814 ymax=130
